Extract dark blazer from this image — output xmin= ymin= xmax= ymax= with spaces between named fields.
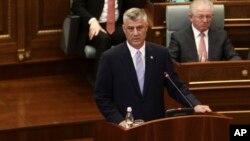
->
xmin=94 ymin=42 xmax=201 ymax=124
xmin=72 ymin=0 xmax=141 ymax=27
xmin=168 ymin=25 xmax=241 ymax=62
xmin=71 ymin=0 xmax=141 ymax=53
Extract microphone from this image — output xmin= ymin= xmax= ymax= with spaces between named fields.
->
xmin=164 ymin=72 xmax=194 ymax=117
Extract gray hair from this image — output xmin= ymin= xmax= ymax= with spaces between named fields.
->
xmin=190 ymin=0 xmax=214 ymax=14
xmin=123 ymin=8 xmax=148 ymax=23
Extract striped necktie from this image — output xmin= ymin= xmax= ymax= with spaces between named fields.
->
xmin=135 ymin=50 xmax=145 ymax=94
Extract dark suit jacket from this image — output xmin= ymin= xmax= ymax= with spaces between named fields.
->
xmin=71 ymin=0 xmax=141 ymax=55
xmin=94 ymin=42 xmax=201 ymax=124
xmin=72 ymin=0 xmax=141 ymax=27
xmin=168 ymin=25 xmax=241 ymax=62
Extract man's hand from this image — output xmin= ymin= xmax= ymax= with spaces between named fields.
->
xmin=194 ymin=105 xmax=212 ymax=113
xmin=118 ymin=120 xmax=127 ymax=128
xmin=88 ymin=19 xmax=106 ymax=40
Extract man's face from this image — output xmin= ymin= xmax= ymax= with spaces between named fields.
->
xmin=189 ymin=5 xmax=213 ymax=32
xmin=123 ymin=18 xmax=148 ymax=49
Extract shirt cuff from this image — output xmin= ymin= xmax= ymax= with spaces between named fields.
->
xmin=88 ymin=18 xmax=97 ymax=25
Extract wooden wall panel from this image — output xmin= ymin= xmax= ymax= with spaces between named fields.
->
xmin=173 ymin=61 xmax=250 ymax=124
xmin=0 ymin=0 xmax=17 ymax=51
xmin=25 ymin=0 xmax=69 ymax=61
xmin=0 ymin=0 xmax=70 ymax=64
xmin=222 ymin=2 xmax=250 ymax=58
xmin=225 ymin=6 xmax=250 ymax=19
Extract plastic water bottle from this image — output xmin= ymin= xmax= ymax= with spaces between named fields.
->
xmin=125 ymin=107 xmax=134 ymax=128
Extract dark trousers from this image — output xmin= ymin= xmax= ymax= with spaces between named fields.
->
xmin=86 ymin=23 xmax=126 ymax=79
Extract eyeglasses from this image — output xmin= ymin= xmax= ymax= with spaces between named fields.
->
xmin=193 ymin=15 xmax=213 ymax=21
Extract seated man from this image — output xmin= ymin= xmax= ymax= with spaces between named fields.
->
xmin=71 ymin=0 xmax=141 ymax=81
xmin=168 ymin=0 xmax=241 ymax=63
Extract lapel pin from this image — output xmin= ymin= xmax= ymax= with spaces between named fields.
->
xmin=150 ymin=56 xmax=154 ymax=59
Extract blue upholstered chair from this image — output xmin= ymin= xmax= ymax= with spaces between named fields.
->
xmin=60 ymin=0 xmax=96 ymax=58
xmin=166 ymin=4 xmax=225 ymax=47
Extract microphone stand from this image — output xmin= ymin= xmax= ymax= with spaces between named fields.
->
xmin=164 ymin=72 xmax=194 ymax=117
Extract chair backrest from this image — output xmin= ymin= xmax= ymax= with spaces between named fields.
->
xmin=166 ymin=4 xmax=225 ymax=47
xmin=61 ymin=15 xmax=81 ymax=56
xmin=70 ymin=0 xmax=73 ymax=7
xmin=60 ymin=0 xmax=96 ymax=58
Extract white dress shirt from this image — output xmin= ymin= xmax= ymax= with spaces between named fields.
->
xmin=127 ymin=42 xmax=146 ymax=70
xmin=99 ymin=0 xmax=119 ymax=23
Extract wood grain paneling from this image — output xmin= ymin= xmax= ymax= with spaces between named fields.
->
xmin=0 ymin=59 xmax=103 ymax=140
xmin=25 ymin=0 xmax=69 ymax=61
xmin=95 ymin=114 xmax=231 ymax=141
xmin=0 ymin=0 xmax=70 ymax=64
xmin=173 ymin=61 xmax=250 ymax=124
xmin=0 ymin=0 xmax=17 ymax=50
xmin=26 ymin=0 xmax=69 ymax=40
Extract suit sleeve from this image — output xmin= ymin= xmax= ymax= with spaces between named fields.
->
xmin=94 ymin=53 xmax=124 ymax=124
xmin=168 ymin=32 xmax=181 ymax=62
xmin=222 ymin=31 xmax=242 ymax=60
xmin=72 ymin=0 xmax=93 ymax=27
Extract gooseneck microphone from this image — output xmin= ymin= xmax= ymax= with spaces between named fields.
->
xmin=164 ymin=72 xmax=194 ymax=117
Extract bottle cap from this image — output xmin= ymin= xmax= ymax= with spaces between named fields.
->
xmin=127 ymin=107 xmax=132 ymax=112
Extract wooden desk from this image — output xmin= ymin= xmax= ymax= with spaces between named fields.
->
xmin=173 ymin=60 xmax=250 ymax=124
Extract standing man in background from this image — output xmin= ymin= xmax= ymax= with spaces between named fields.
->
xmin=94 ymin=8 xmax=211 ymax=128
xmin=168 ymin=0 xmax=241 ymax=62
xmin=72 ymin=0 xmax=142 ymax=82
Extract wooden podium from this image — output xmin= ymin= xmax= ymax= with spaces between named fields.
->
xmin=94 ymin=113 xmax=232 ymax=141
xmin=172 ymin=60 xmax=250 ymax=124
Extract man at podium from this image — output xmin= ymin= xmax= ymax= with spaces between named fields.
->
xmin=94 ymin=8 xmax=211 ymax=128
